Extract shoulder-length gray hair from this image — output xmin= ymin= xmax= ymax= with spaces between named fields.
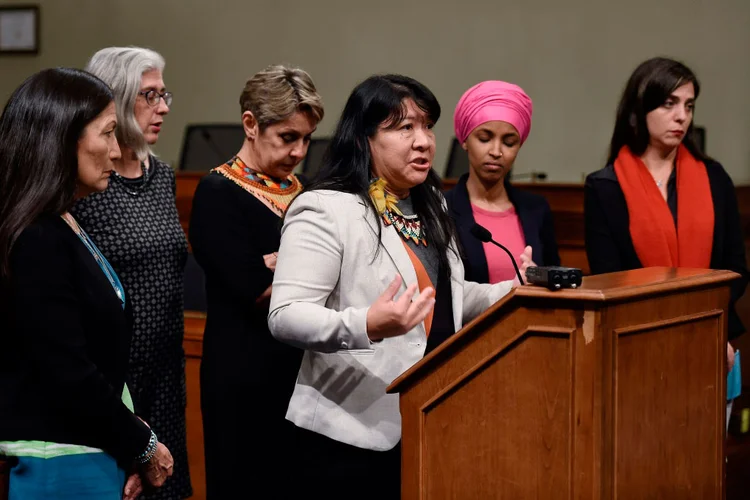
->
xmin=85 ymin=46 xmax=165 ymax=161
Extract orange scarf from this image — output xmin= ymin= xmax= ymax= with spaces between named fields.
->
xmin=401 ymin=241 xmax=434 ymax=337
xmin=614 ymin=144 xmax=714 ymax=268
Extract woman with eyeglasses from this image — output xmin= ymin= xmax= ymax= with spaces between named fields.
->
xmin=70 ymin=47 xmax=191 ymax=500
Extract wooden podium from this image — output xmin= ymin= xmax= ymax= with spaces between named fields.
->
xmin=387 ymin=267 xmax=738 ymax=499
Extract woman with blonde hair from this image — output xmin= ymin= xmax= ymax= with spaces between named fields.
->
xmin=71 ymin=46 xmax=191 ymax=500
xmin=189 ymin=64 xmax=324 ymax=499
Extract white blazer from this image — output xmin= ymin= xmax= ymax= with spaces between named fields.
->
xmin=268 ymin=190 xmax=512 ymax=451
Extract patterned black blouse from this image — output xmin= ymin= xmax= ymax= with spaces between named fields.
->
xmin=71 ymin=156 xmax=191 ymax=500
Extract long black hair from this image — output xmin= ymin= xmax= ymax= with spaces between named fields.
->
xmin=607 ymin=56 xmax=709 ymax=165
xmin=0 ymin=67 xmax=114 ymax=279
xmin=305 ymin=74 xmax=458 ymax=276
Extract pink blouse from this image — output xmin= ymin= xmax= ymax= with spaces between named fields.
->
xmin=471 ymin=204 xmax=526 ymax=283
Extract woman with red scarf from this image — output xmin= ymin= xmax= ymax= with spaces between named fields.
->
xmin=585 ymin=56 xmax=746 ymax=411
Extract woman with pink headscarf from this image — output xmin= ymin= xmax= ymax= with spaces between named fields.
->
xmin=445 ymin=81 xmax=560 ymax=285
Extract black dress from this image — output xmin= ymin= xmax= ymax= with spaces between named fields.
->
xmin=70 ymin=157 xmax=191 ymax=499
xmin=188 ymin=167 xmax=305 ymax=500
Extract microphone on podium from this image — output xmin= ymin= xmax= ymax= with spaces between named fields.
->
xmin=469 ymin=223 xmax=524 ymax=285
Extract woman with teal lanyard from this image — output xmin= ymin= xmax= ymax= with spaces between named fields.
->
xmin=0 ymin=68 xmax=173 ymax=499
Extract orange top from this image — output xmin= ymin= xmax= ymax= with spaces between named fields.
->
xmin=401 ymin=241 xmax=434 ymax=337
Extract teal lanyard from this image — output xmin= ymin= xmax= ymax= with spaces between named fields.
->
xmin=61 ymin=214 xmax=126 ymax=309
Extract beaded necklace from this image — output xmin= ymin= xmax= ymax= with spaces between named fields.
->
xmin=368 ymin=178 xmax=427 ymax=246
xmin=382 ymin=209 xmax=427 ymax=246
xmin=111 ymin=161 xmax=150 ymax=197
xmin=213 ymin=156 xmax=302 ymax=216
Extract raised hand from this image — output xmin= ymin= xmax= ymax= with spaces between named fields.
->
xmin=366 ymin=275 xmax=435 ymax=341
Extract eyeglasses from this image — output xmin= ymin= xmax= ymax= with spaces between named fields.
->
xmin=138 ymin=89 xmax=173 ymax=107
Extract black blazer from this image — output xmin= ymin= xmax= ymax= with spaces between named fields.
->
xmin=585 ymin=161 xmax=749 ymax=339
xmin=445 ymin=174 xmax=561 ymax=284
xmin=0 ymin=214 xmax=151 ymax=466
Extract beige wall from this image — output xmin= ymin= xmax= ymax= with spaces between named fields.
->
xmin=1 ymin=0 xmax=749 ymax=182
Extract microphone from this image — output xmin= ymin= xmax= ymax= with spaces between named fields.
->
xmin=201 ymin=129 xmax=228 ymax=165
xmin=470 ymin=223 xmax=524 ymax=285
xmin=510 ymin=171 xmax=548 ymax=182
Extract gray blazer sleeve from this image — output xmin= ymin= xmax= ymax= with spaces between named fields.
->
xmin=268 ymin=192 xmax=372 ymax=352
xmin=462 ymin=280 xmax=513 ymax=324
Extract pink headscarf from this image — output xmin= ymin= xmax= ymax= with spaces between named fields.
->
xmin=453 ymin=81 xmax=533 ymax=145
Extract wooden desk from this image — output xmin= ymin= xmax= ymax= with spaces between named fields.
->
xmin=177 ymin=173 xmax=589 ymax=271
xmin=184 ymin=312 xmax=207 ymax=500
xmin=175 ymin=172 xmax=206 ymax=249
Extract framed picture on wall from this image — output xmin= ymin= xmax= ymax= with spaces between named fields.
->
xmin=0 ymin=5 xmax=39 ymax=55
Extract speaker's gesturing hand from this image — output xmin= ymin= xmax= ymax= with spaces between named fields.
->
xmin=509 ymin=246 xmax=536 ymax=287
xmin=366 ymin=275 xmax=435 ymax=341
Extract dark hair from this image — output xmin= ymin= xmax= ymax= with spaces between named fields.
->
xmin=607 ymin=56 xmax=709 ymax=165
xmin=304 ymin=74 xmax=458 ymax=276
xmin=0 ymin=67 xmax=114 ymax=279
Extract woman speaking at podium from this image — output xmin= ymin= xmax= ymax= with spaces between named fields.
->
xmin=584 ymin=57 xmax=747 ymax=413
xmin=268 ymin=74 xmax=531 ymax=499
